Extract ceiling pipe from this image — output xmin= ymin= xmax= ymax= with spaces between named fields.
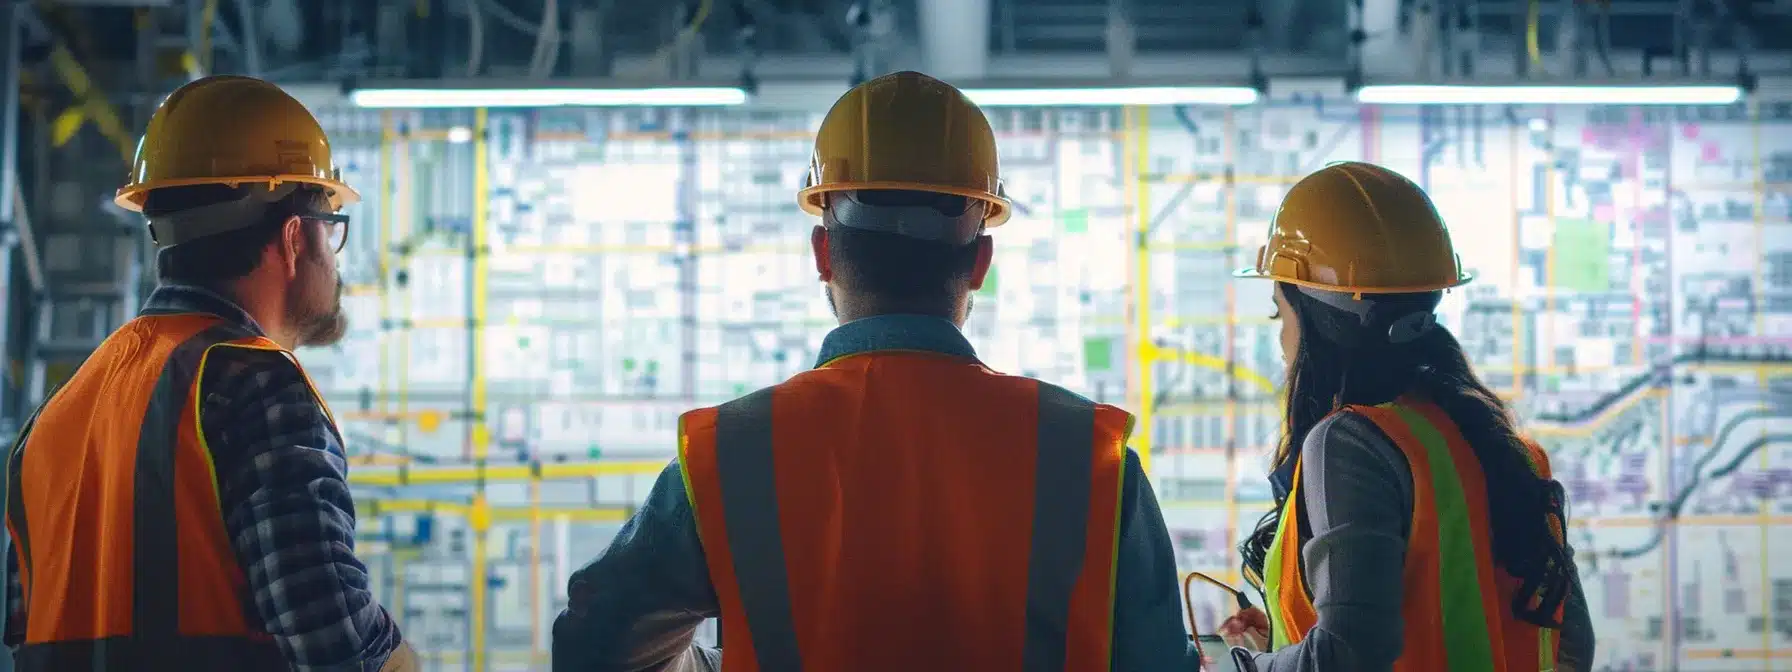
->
xmin=234 ymin=0 xmax=264 ymax=76
xmin=1451 ymin=0 xmax=1480 ymax=76
xmin=1104 ymin=0 xmax=1134 ymax=78
xmin=1357 ymin=0 xmax=1419 ymax=78
xmin=1438 ymin=0 xmax=1455 ymax=76
xmin=917 ymin=0 xmax=990 ymax=79
xmin=1412 ymin=0 xmax=1438 ymax=77
xmin=586 ymin=49 xmax=1780 ymax=81
xmin=1673 ymin=0 xmax=1693 ymax=76
xmin=1560 ymin=0 xmax=1586 ymax=77
xmin=1714 ymin=0 xmax=1755 ymax=79
xmin=262 ymin=0 xmax=304 ymax=54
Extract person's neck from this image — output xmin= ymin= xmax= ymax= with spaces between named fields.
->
xmin=243 ymin=307 xmax=299 ymax=349
xmin=219 ymin=282 xmax=300 ymax=349
xmin=834 ymin=307 xmax=963 ymax=327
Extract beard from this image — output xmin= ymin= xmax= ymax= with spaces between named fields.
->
xmin=286 ymin=248 xmax=348 ymax=348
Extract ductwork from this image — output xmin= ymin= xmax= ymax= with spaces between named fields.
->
xmin=917 ymin=0 xmax=991 ymax=79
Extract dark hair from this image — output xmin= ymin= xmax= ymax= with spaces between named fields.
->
xmin=1239 ymin=281 xmax=1573 ymax=627
xmin=825 ymin=191 xmax=983 ymax=318
xmin=147 ymin=184 xmax=330 ymax=290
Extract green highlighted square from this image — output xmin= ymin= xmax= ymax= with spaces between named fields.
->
xmin=1551 ymin=218 xmax=1611 ymax=292
xmin=1061 ymin=208 xmax=1089 ymax=234
xmin=1084 ymin=337 xmax=1113 ymax=372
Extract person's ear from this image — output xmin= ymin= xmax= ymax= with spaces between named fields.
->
xmin=967 ymin=234 xmax=995 ymax=290
xmin=812 ymin=225 xmax=833 ymax=282
xmin=279 ymin=215 xmax=305 ymax=279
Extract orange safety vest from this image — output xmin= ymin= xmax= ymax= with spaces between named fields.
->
xmin=1262 ymin=398 xmax=1564 ymax=672
xmin=4 ymin=311 xmax=325 ymax=670
xmin=678 ymin=351 xmax=1133 ymax=671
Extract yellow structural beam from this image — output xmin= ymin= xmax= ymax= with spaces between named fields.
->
xmin=470 ymin=107 xmax=492 ymax=461
xmin=470 ymin=107 xmax=493 ymax=672
xmin=196 ymin=0 xmax=219 ymax=74
xmin=469 ymin=494 xmax=490 ymax=671
xmin=528 ymin=477 xmax=544 ymax=657
xmin=1128 ymin=105 xmax=1154 ymax=473
xmin=45 ymin=44 xmax=133 ymax=162
xmin=49 ymin=106 xmax=85 ymax=147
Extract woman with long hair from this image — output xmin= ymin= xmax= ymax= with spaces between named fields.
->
xmin=1216 ymin=162 xmax=1595 ymax=671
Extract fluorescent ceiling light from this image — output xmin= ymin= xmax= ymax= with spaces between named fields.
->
xmin=963 ymin=86 xmax=1259 ymax=107
xmin=1355 ymin=84 xmax=1743 ymax=106
xmin=348 ymin=87 xmax=749 ymax=108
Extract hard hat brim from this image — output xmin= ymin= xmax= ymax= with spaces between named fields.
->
xmin=799 ymin=181 xmax=1011 ymax=228
xmin=1232 ymin=267 xmax=1475 ymax=294
xmin=115 ymin=175 xmax=362 ymax=213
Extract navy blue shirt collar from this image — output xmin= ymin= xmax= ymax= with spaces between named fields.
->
xmin=814 ymin=314 xmax=978 ymax=368
xmin=139 ymin=284 xmax=269 ymax=337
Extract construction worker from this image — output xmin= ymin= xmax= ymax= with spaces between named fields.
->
xmin=552 ymin=71 xmax=1198 ymax=671
xmin=1216 ymin=162 xmax=1595 ymax=671
xmin=1 ymin=76 xmax=417 ymax=671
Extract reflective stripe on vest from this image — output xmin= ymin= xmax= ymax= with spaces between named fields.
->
xmin=679 ymin=361 xmax=1130 ymax=671
xmin=1261 ymin=399 xmax=1561 ymax=672
xmin=4 ymin=314 xmax=307 ymax=670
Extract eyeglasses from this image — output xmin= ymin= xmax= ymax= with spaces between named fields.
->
xmin=305 ymin=213 xmax=351 ymax=254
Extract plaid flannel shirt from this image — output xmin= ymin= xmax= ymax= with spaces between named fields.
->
xmin=4 ymin=285 xmax=404 ymax=671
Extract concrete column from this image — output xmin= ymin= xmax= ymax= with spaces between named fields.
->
xmin=917 ymin=0 xmax=991 ymax=80
xmin=568 ymin=4 xmax=607 ymax=76
xmin=1358 ymin=0 xmax=1422 ymax=78
xmin=1105 ymin=1 xmax=1135 ymax=78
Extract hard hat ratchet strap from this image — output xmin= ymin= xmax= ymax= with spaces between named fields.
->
xmin=146 ymin=182 xmax=300 ymax=248
xmin=822 ymin=191 xmax=985 ymax=245
xmin=1294 ymin=285 xmax=1440 ymax=345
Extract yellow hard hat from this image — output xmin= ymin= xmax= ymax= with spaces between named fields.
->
xmin=798 ymin=71 xmax=1011 ymax=227
xmin=1235 ymin=161 xmax=1472 ymax=294
xmin=115 ymin=75 xmax=359 ymax=213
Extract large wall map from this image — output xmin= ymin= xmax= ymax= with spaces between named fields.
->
xmin=306 ymin=99 xmax=1790 ymax=670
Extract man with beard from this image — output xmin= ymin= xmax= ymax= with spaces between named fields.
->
xmin=2 ymin=76 xmax=415 ymax=671
xmin=552 ymin=72 xmax=1197 ymax=671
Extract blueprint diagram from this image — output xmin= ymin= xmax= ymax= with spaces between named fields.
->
xmin=304 ymin=99 xmax=1790 ymax=670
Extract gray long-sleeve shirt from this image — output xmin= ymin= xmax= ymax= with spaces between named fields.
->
xmin=551 ymin=314 xmax=1199 ymax=671
xmin=1250 ymin=411 xmax=1595 ymax=672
